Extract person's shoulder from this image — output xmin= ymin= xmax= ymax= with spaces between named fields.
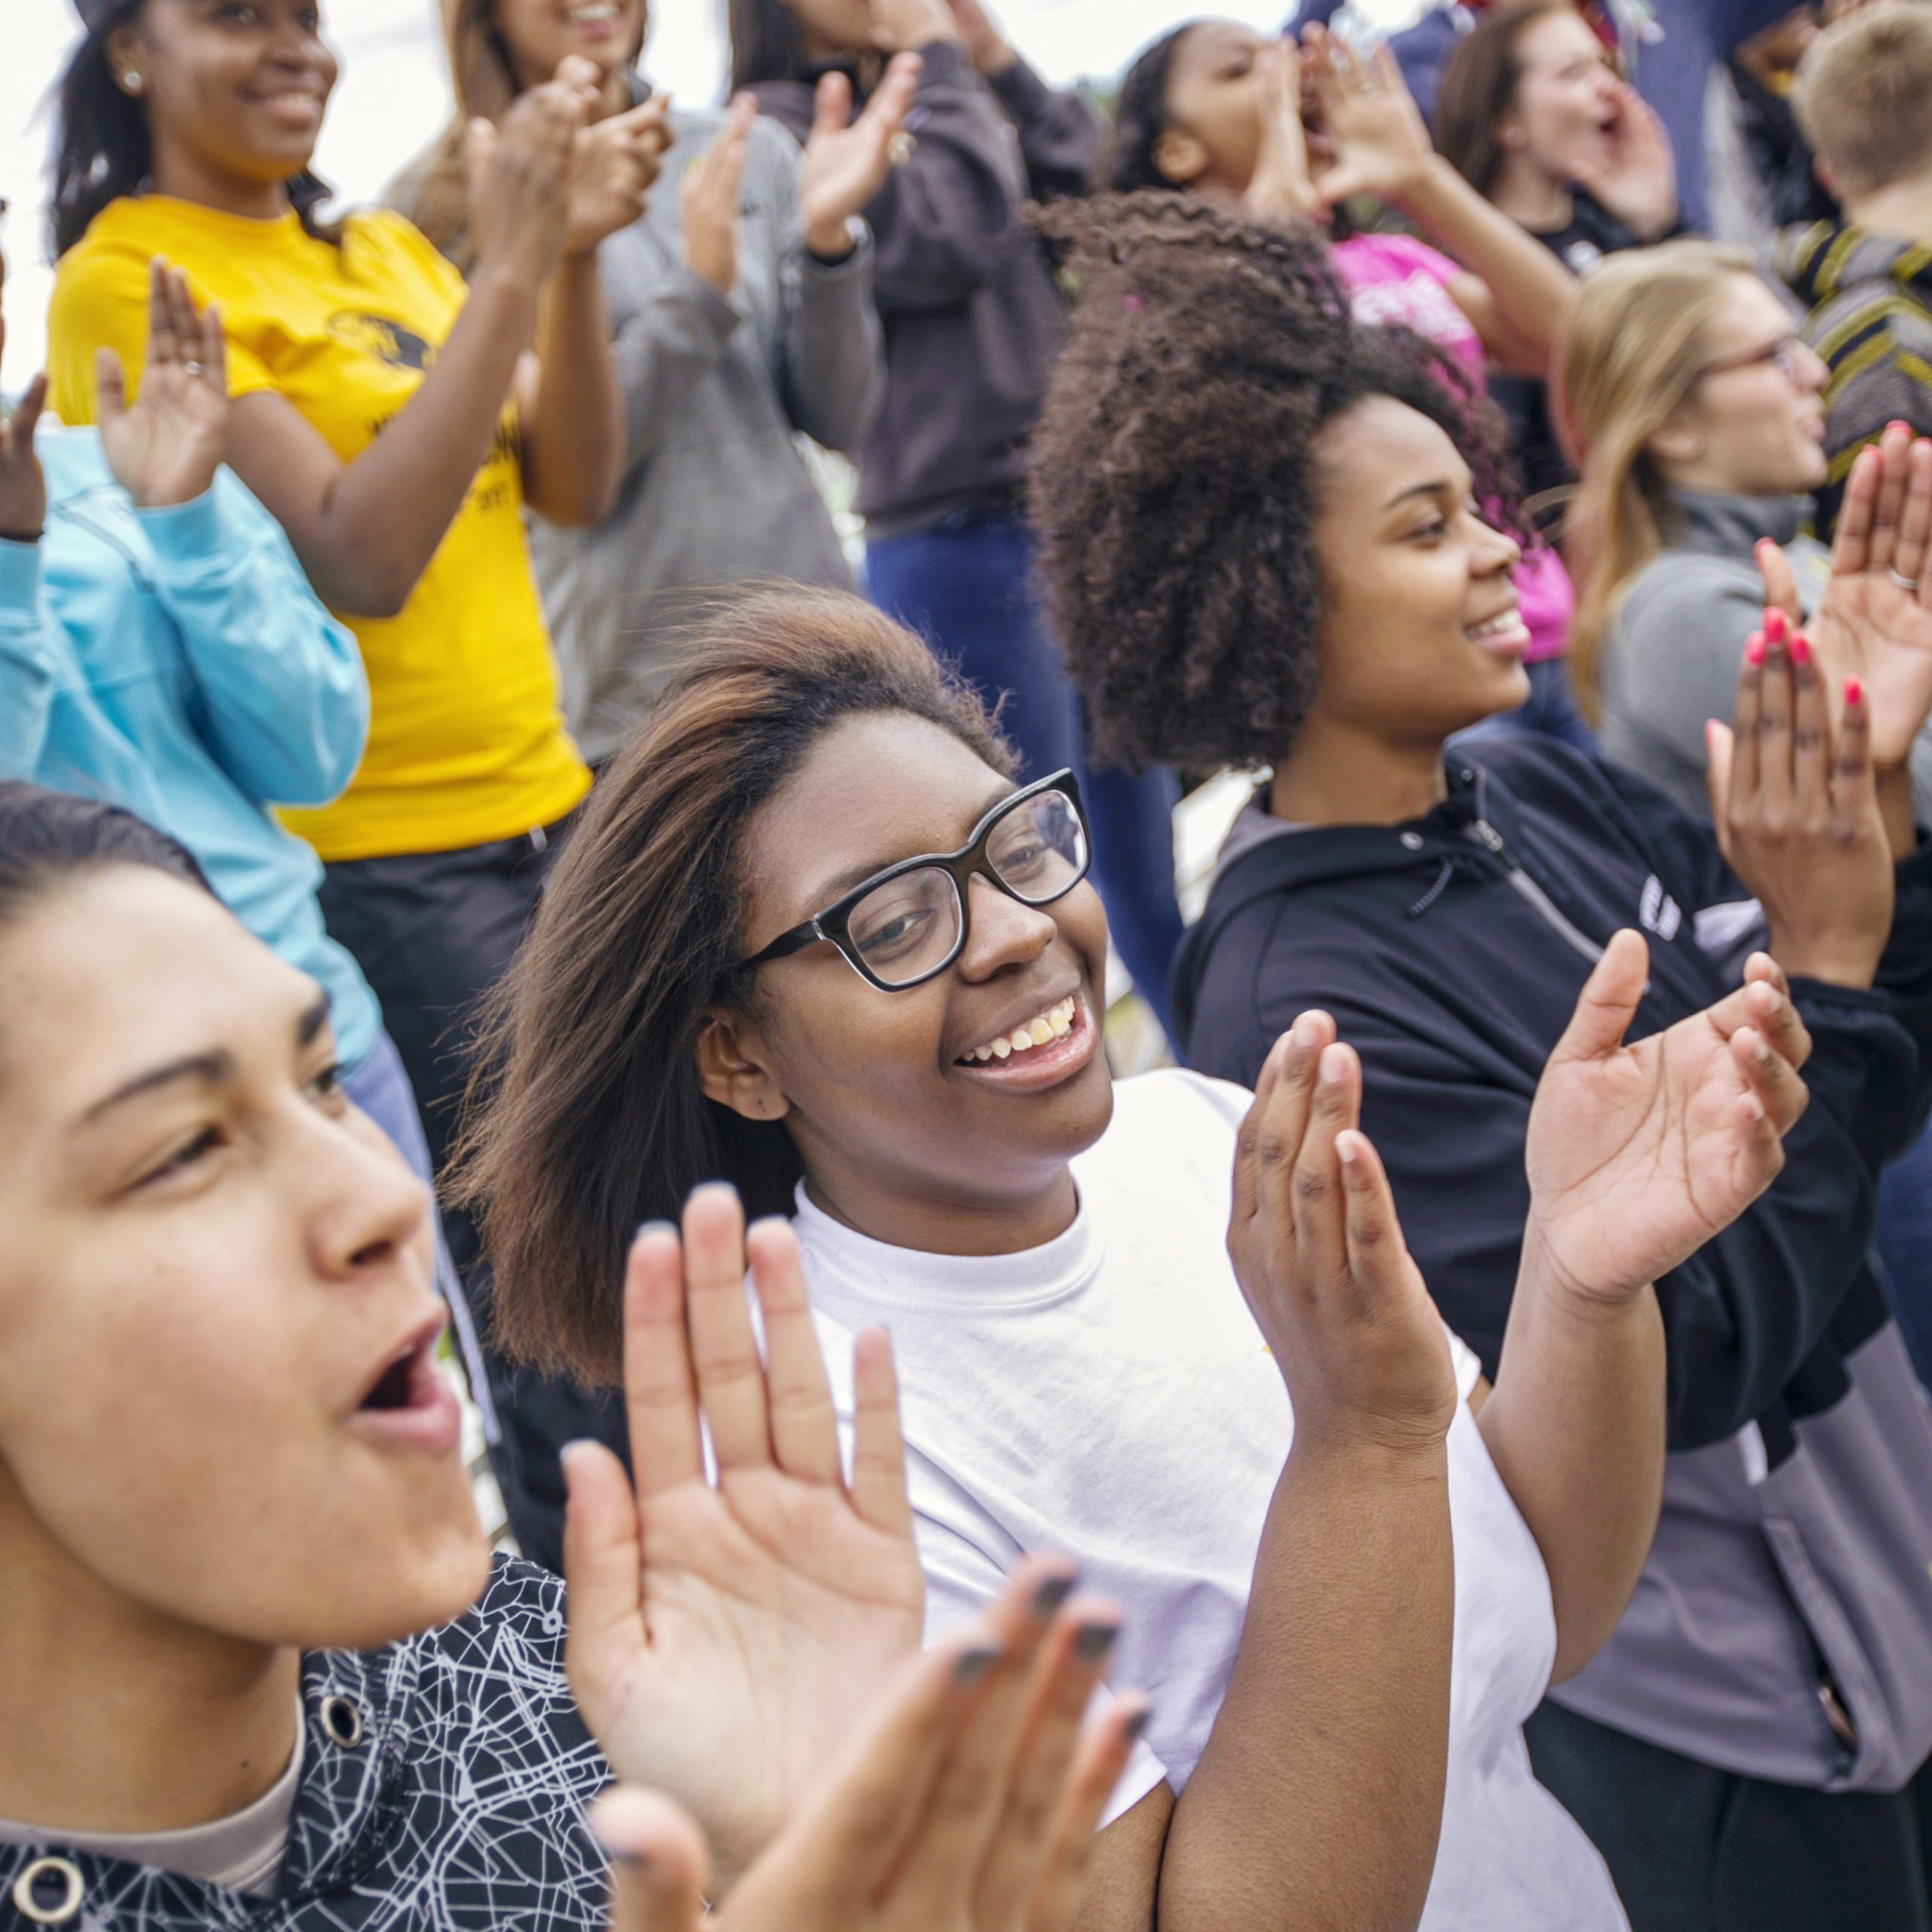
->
xmin=48 ymin=206 xmax=153 ymax=313
xmin=425 ymin=1552 xmax=570 ymax=1672
xmin=343 ymin=205 xmax=455 ymax=275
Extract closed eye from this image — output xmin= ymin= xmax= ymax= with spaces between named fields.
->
xmin=134 ymin=1126 xmax=225 ymax=1189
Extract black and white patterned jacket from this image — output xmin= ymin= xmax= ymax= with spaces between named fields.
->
xmin=2 ymin=1558 xmax=612 ymax=1930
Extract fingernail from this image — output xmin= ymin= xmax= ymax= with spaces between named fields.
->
xmin=633 ymin=1220 xmax=678 ymax=1241
xmin=1123 ymin=1705 xmax=1154 ymax=1743
xmin=1318 ymin=1046 xmax=1346 ymax=1088
xmin=954 ymin=1646 xmax=1001 ymax=1685
xmin=690 ymin=1179 xmax=740 ymax=1202
xmin=1846 ymin=676 xmax=1863 ymax=706
xmin=1890 ymin=420 xmax=1911 ymax=436
xmin=1074 ymin=1621 xmax=1121 ymax=1661
xmin=1764 ymin=608 xmax=1787 ymax=644
xmin=604 ymin=1848 xmax=649 ymax=1869
xmin=1789 ymin=631 xmax=1811 ymax=667
xmin=1745 ymin=632 xmax=1767 ymax=666
xmin=1032 ymin=1572 xmax=1077 ymax=1617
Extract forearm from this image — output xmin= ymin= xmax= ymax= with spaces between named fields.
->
xmin=785 ymin=244 xmax=883 ymax=454
xmin=1157 ymin=1434 xmax=1453 ymax=1932
xmin=243 ymin=265 xmax=537 ymax=617
xmin=1878 ymin=768 xmax=1916 ymax=862
xmin=1401 ymin=158 xmax=1574 ymax=370
xmin=1478 ymin=1230 xmax=1664 ymax=1683
xmin=524 ymin=251 xmax=623 ymax=526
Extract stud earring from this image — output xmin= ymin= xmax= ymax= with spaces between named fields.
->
xmin=122 ymin=70 xmax=143 ymax=91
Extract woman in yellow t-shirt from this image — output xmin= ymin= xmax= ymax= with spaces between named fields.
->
xmin=45 ymin=0 xmax=663 ymax=1214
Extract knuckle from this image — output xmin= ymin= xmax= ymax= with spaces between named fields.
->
xmin=1292 ymin=1165 xmax=1331 ymax=1208
xmin=1255 ymin=1131 xmax=1295 ymax=1171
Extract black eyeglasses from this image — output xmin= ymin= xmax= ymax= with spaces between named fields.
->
xmin=739 ymin=771 xmax=1091 ymax=992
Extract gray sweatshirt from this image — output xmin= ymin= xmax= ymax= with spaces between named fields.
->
xmin=522 ymin=105 xmax=881 ymax=763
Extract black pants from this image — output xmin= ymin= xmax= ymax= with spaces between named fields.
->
xmin=318 ymin=816 xmax=586 ymax=1557
xmin=1527 ymin=1700 xmax=1932 ymax=1931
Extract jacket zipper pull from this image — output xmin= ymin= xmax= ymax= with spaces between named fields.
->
xmin=1469 ymin=818 xmax=1508 ymax=857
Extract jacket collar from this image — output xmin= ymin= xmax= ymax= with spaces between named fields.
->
xmin=1664 ymin=489 xmax=1807 ymax=558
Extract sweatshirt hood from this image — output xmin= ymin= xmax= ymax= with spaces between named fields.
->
xmin=1776 ymin=220 xmax=1932 ymax=306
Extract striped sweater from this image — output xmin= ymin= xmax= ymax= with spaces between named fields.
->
xmin=1777 ymin=220 xmax=1932 ymax=540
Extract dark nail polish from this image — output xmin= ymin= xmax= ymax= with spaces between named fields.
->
xmin=1123 ymin=1706 xmax=1153 ymax=1742
xmin=605 ymin=1848 xmax=649 ymax=1870
xmin=1032 ymin=1573 xmax=1076 ymax=1617
xmin=1075 ymin=1621 xmax=1121 ymax=1661
xmin=954 ymin=1645 xmax=1001 ymax=1684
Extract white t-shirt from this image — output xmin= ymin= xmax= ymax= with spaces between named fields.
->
xmin=798 ymin=1069 xmax=1628 ymax=1932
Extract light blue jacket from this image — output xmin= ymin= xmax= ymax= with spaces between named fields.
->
xmin=0 ymin=426 xmax=380 ymax=1067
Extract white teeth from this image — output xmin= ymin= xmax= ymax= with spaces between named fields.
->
xmin=992 ymin=1038 xmax=1012 ymax=1060
xmin=961 ymin=997 xmax=1078 ymax=1066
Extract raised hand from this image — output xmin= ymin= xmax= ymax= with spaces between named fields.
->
xmin=0 ymin=365 xmax=47 ymax=542
xmin=682 ymin=95 xmax=757 ymax=296
xmin=593 ymin=1561 xmax=1143 ymax=1932
xmin=562 ymin=1185 xmax=926 ymax=1891
xmin=1707 ymin=608 xmax=1895 ymax=986
xmin=96 ymin=260 xmax=229 ymax=511
xmin=1304 ymin=29 xmax=1433 ymax=208
xmin=1228 ymin=1014 xmax=1459 ymax=1454
xmin=1523 ymin=931 xmax=1807 ymax=1309
xmin=1243 ymin=40 xmax=1324 ymax=228
xmin=944 ymin=0 xmax=1015 ymax=75
xmin=467 ymin=54 xmax=601 ymax=288
xmin=1773 ymin=424 xmax=1932 ymax=779
xmin=798 ymin=54 xmax=923 ymax=260
xmin=1567 ymin=82 xmax=1677 ymax=240
xmin=567 ymin=94 xmax=674 ymax=257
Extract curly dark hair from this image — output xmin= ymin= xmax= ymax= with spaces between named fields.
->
xmin=1027 ymin=192 xmax=1524 ymax=773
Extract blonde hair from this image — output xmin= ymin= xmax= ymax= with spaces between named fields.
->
xmin=391 ymin=0 xmax=648 ymax=272
xmin=1558 ymin=241 xmax=1758 ymax=724
xmin=1795 ymin=3 xmax=1932 ymax=202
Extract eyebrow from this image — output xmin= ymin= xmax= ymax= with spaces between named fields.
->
xmin=801 ymin=787 xmax=1018 ymax=908
xmin=1382 ymin=478 xmax=1460 ymax=512
xmin=78 ymin=995 xmax=333 ymax=1125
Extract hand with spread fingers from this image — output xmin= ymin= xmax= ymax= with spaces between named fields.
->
xmin=1565 ymin=81 xmax=1678 ymax=240
xmin=466 ymin=55 xmax=600 ymax=288
xmin=567 ymin=92 xmax=674 ymax=257
xmin=595 ymin=1561 xmax=1145 ymax=1932
xmin=1763 ymin=423 xmax=1932 ymax=795
xmin=0 ymin=349 xmax=48 ymax=545
xmin=1521 ymin=930 xmax=1810 ymax=1312
xmin=95 ymin=259 xmax=230 ymax=512
xmin=798 ymin=55 xmax=923 ymax=261
xmin=1303 ymin=29 xmax=1434 ymax=208
xmin=563 ymin=1185 xmax=926 ymax=1894
xmin=1707 ymin=605 xmax=1896 ymax=989
xmin=1226 ymin=1015 xmax=1459 ymax=1455
xmin=1243 ymin=40 xmax=1326 ymax=229
xmin=682 ymin=95 xmax=758 ymax=296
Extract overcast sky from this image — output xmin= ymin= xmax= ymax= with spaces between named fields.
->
xmin=3 ymin=0 xmax=1417 ymax=386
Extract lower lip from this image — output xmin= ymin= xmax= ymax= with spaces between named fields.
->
xmin=1468 ymin=618 xmax=1532 ymax=661
xmin=253 ymin=94 xmax=324 ymax=129
xmin=349 ymin=1361 xmax=463 ymax=1458
xmin=953 ymin=995 xmax=1100 ymax=1094
xmin=564 ymin=11 xmax=623 ymax=32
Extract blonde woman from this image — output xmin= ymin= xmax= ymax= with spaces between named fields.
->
xmin=392 ymin=0 xmax=916 ymax=768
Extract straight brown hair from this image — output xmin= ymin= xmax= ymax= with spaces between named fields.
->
xmin=1435 ymin=0 xmax=1574 ymax=199
xmin=449 ymin=586 xmax=1012 ymax=1389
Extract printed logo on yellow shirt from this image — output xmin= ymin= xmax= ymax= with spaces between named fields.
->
xmin=326 ymin=311 xmax=437 ymax=372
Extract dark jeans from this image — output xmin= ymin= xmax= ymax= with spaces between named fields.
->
xmin=866 ymin=514 xmax=1185 ymax=1045
xmin=1878 ymin=1115 xmax=1932 ymax=1389
xmin=1453 ymin=654 xmax=1601 ymax=755
xmin=1526 ymin=1699 xmax=1932 ymax=1932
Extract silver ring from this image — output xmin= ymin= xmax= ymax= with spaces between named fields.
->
xmin=887 ymin=131 xmax=915 ymax=168
xmin=183 ymin=360 xmax=205 ymax=377
xmin=1890 ymin=566 xmax=1921 ymax=592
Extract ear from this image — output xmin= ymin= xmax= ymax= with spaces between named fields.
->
xmin=1646 ymin=408 xmax=1706 ymax=467
xmin=105 ymin=21 xmax=148 ymax=94
xmin=1153 ymin=126 xmax=1210 ymax=187
xmin=695 ymin=1008 xmax=791 ymax=1124
xmin=1494 ymin=109 xmax=1527 ymax=152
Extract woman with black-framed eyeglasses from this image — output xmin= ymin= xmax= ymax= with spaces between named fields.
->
xmin=454 ymin=582 xmax=1808 ymax=1932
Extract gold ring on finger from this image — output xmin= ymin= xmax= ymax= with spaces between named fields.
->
xmin=888 ymin=131 xmax=916 ymax=167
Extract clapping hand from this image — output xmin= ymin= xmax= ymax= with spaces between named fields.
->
xmin=1566 ymin=82 xmax=1677 ymax=240
xmin=563 ymin=1185 xmax=927 ymax=1893
xmin=95 ymin=260 xmax=229 ymax=511
xmin=1706 ymin=607 xmax=1895 ymax=987
xmin=1761 ymin=423 xmax=1932 ymax=783
xmin=467 ymin=55 xmax=601 ymax=288
xmin=0 ymin=320 xmax=47 ymax=542
xmin=682 ymin=96 xmax=758 ymax=296
xmin=595 ymin=1561 xmax=1144 ymax=1932
xmin=1521 ymin=931 xmax=1808 ymax=1310
xmin=568 ymin=92 xmax=674 ymax=257
xmin=1227 ymin=1014 xmax=1458 ymax=1456
xmin=798 ymin=54 xmax=923 ymax=260
xmin=1243 ymin=39 xmax=1325 ymax=229
xmin=1303 ymin=27 xmax=1433 ymax=208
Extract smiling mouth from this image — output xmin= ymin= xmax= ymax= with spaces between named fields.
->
xmin=564 ymin=2 xmax=623 ymax=23
xmin=958 ymin=994 xmax=1078 ymax=1065
xmin=951 ymin=993 xmax=1100 ymax=1092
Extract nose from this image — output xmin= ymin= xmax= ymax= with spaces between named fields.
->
xmin=1795 ymin=342 xmax=1829 ymax=395
xmin=304 ymin=1106 xmax=435 ymax=1283
xmin=955 ymin=871 xmax=1059 ymax=981
xmin=1474 ymin=513 xmax=1522 ymax=577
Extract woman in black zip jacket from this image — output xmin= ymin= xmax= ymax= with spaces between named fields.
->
xmin=1028 ymin=195 xmax=1932 ymax=1932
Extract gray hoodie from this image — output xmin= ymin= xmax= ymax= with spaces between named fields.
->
xmin=402 ymin=103 xmax=883 ymax=765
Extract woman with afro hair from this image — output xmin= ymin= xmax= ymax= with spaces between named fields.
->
xmin=1029 ymin=192 xmax=1932 ymax=1930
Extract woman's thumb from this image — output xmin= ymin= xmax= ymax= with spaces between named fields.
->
xmin=592 ymin=1789 xmax=712 ymax=1932
xmin=1552 ymin=928 xmax=1649 ymax=1066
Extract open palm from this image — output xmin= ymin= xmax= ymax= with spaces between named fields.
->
xmin=564 ymin=1189 xmax=925 ymax=1893
xmin=1524 ymin=934 xmax=1807 ymax=1306
xmin=97 ymin=260 xmax=229 ymax=511
xmin=798 ymin=56 xmax=923 ymax=251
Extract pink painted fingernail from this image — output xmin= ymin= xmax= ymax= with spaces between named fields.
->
xmin=1845 ymin=676 xmax=1863 ymax=707
xmin=1746 ymin=632 xmax=1767 ymax=666
xmin=1764 ymin=608 xmax=1788 ymax=645
xmin=1790 ymin=630 xmax=1812 ymax=667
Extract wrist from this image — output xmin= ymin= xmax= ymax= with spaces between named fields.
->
xmin=1518 ymin=1214 xmax=1654 ymax=1316
xmin=1288 ymin=1410 xmax=1452 ymax=1482
xmin=972 ymin=35 xmax=1017 ymax=75
xmin=1382 ymin=148 xmax=1451 ymax=215
xmin=0 ymin=525 xmax=43 ymax=545
xmin=1767 ymin=934 xmax=1883 ymax=989
xmin=805 ymin=214 xmax=859 ymax=261
xmin=469 ymin=252 xmax=549 ymax=311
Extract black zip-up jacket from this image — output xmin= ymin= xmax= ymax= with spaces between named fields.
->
xmin=1176 ymin=740 xmax=1932 ymax=1454
xmin=751 ymin=44 xmax=1098 ymax=537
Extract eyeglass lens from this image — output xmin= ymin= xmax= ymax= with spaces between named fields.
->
xmin=847 ymin=790 xmax=1089 ymax=986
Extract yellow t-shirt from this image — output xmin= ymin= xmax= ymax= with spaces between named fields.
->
xmin=48 ymin=195 xmax=590 ymax=862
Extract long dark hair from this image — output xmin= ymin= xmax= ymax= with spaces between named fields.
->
xmin=1433 ymin=0 xmax=1570 ymax=198
xmin=0 ymin=783 xmax=208 ymax=929
xmin=51 ymin=0 xmax=339 ymax=258
xmin=1106 ymin=26 xmax=1193 ymax=192
xmin=728 ymin=0 xmax=811 ymax=91
xmin=451 ymin=587 xmax=1013 ymax=1389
